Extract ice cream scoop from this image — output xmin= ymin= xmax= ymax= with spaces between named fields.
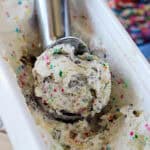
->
xmin=35 ymin=0 xmax=111 ymax=122
xmin=36 ymin=0 xmax=89 ymax=55
xmin=35 ymin=0 xmax=91 ymax=122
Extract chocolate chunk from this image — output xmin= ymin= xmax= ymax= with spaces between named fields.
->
xmin=70 ymin=131 xmax=77 ymax=139
xmin=90 ymin=89 xmax=97 ymax=98
xmin=133 ymin=110 xmax=141 ymax=117
xmin=52 ymin=129 xmax=61 ymax=140
xmin=68 ymin=74 xmax=87 ymax=88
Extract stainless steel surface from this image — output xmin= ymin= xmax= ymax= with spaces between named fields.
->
xmin=52 ymin=0 xmax=89 ymax=54
xmin=51 ymin=36 xmax=89 ymax=55
xmin=64 ymin=0 xmax=70 ymax=36
xmin=36 ymin=0 xmax=65 ymax=49
xmin=36 ymin=0 xmax=89 ymax=54
xmin=36 ymin=0 xmax=56 ymax=49
xmin=56 ymin=0 xmax=89 ymax=54
xmin=52 ymin=0 xmax=64 ymax=37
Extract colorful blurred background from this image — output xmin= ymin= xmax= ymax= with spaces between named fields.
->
xmin=107 ymin=0 xmax=150 ymax=61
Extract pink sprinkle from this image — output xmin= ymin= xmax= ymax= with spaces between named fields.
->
xmin=147 ymin=127 xmax=150 ymax=132
xmin=44 ymin=55 xmax=49 ymax=61
xmin=145 ymin=123 xmax=150 ymax=132
xmin=54 ymin=88 xmax=57 ymax=92
xmin=130 ymin=131 xmax=134 ymax=136
xmin=44 ymin=55 xmax=50 ymax=65
xmin=61 ymin=88 xmax=64 ymax=92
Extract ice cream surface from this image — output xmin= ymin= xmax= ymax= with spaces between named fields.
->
xmin=32 ymin=44 xmax=111 ymax=118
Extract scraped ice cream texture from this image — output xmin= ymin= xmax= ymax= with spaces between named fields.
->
xmin=32 ymin=44 xmax=111 ymax=118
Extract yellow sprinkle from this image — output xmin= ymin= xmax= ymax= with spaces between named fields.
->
xmin=25 ymin=9 xmax=31 ymax=16
xmin=14 ymin=16 xmax=19 ymax=22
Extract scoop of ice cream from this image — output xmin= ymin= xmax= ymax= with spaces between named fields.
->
xmin=32 ymin=44 xmax=111 ymax=118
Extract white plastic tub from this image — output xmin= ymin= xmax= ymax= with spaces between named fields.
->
xmin=0 ymin=0 xmax=150 ymax=150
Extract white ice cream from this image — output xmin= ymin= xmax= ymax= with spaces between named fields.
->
xmin=32 ymin=44 xmax=111 ymax=118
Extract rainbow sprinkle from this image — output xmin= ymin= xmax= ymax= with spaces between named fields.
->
xmin=145 ymin=123 xmax=150 ymax=132
xmin=15 ymin=27 xmax=21 ymax=33
xmin=59 ymin=70 xmax=63 ymax=77
xmin=50 ymin=64 xmax=53 ymax=69
xmin=53 ymin=48 xmax=61 ymax=54
xmin=18 ymin=0 xmax=22 ymax=5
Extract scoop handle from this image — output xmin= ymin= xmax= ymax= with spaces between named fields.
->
xmin=64 ymin=0 xmax=70 ymax=36
xmin=36 ymin=0 xmax=64 ymax=49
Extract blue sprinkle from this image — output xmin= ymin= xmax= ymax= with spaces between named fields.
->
xmin=15 ymin=27 xmax=21 ymax=33
xmin=18 ymin=1 xmax=22 ymax=5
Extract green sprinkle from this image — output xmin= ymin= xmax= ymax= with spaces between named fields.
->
xmin=50 ymin=64 xmax=53 ymax=69
xmin=59 ymin=70 xmax=63 ymax=77
xmin=87 ymin=55 xmax=93 ymax=61
xmin=144 ymin=137 xmax=148 ymax=141
xmin=123 ymin=80 xmax=128 ymax=88
xmin=103 ymin=63 xmax=108 ymax=67
xmin=48 ymin=99 xmax=53 ymax=103
xmin=134 ymin=134 xmax=138 ymax=139
xmin=53 ymin=48 xmax=61 ymax=54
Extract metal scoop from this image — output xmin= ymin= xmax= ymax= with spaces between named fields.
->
xmin=36 ymin=0 xmax=89 ymax=122
xmin=36 ymin=0 xmax=89 ymax=55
